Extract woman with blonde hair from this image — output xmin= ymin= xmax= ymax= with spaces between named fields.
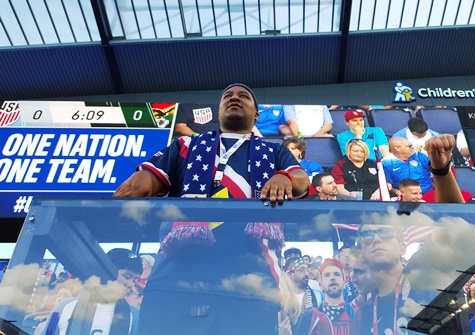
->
xmin=331 ymin=138 xmax=388 ymax=200
xmin=278 ymin=271 xmax=333 ymax=335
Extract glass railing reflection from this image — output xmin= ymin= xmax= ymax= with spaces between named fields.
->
xmin=0 ymin=198 xmax=474 ymax=335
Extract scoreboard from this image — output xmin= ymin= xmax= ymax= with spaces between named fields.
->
xmin=7 ymin=101 xmax=176 ymax=128
xmin=0 ymin=101 xmax=177 ymax=219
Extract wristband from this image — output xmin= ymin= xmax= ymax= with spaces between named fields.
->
xmin=297 ymin=132 xmax=302 ymax=139
xmin=428 ymin=161 xmax=452 ymax=176
xmin=273 ymin=170 xmax=294 ymax=185
xmin=192 ymin=133 xmax=200 ymax=137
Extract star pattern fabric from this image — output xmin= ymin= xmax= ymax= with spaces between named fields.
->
xmin=181 ymin=131 xmax=276 ymax=198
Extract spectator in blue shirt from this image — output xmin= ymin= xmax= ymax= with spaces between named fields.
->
xmin=283 ymin=137 xmax=323 ymax=178
xmin=253 ymin=104 xmax=299 ymax=137
xmin=392 ymin=118 xmax=439 ymax=156
xmin=336 ymin=110 xmax=389 ymax=161
xmin=382 ymin=137 xmax=433 ymax=196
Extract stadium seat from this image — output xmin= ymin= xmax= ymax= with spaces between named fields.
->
xmin=367 ymin=108 xmax=412 ymax=137
xmin=303 ymin=136 xmax=343 ymax=170
xmin=415 ymin=107 xmax=461 ymax=135
xmin=330 ymin=108 xmax=369 ymax=136
xmin=263 ymin=136 xmax=285 ymax=145
xmin=454 ymin=166 xmax=475 ymax=196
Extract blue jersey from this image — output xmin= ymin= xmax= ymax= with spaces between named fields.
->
xmin=255 ymin=105 xmax=286 ymax=136
xmin=382 ymin=151 xmax=433 ymax=193
xmin=299 ymin=159 xmax=323 ymax=176
xmin=337 ymin=127 xmax=388 ymax=161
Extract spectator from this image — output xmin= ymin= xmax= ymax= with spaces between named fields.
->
xmin=137 ymin=255 xmax=155 ymax=289
xmin=422 ymin=175 xmax=473 ymax=203
xmin=308 ymin=261 xmax=321 ymax=285
xmin=307 ymin=172 xmax=355 ymax=200
xmin=174 ymin=103 xmax=220 ymax=137
xmin=349 ymin=246 xmax=376 ymax=309
xmin=283 ymin=105 xmax=333 ymax=137
xmin=278 ymin=270 xmax=333 ymax=335
xmin=319 ymin=259 xmax=356 ymax=335
xmin=336 ymin=110 xmax=389 ymax=161
xmin=336 ymin=246 xmax=351 ymax=283
xmin=284 ymin=247 xmax=303 ymax=262
xmin=285 ymin=257 xmax=323 ymax=310
xmin=331 ymin=139 xmax=384 ymax=200
xmin=283 ymin=137 xmax=324 ymax=178
xmin=397 ymin=178 xmax=425 ymax=202
xmin=40 ymin=248 xmax=143 ymax=335
xmin=353 ymin=225 xmax=409 ymax=335
xmin=382 ymin=137 xmax=433 ymax=196
xmin=392 ymin=117 xmax=439 ymax=156
xmin=114 ymin=83 xmax=309 ymax=335
xmin=457 ymin=130 xmax=473 ymax=166
xmin=253 ymin=104 xmax=299 ymax=137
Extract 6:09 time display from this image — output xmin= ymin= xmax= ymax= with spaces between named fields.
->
xmin=72 ymin=110 xmax=104 ymax=121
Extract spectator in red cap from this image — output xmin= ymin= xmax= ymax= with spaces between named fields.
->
xmin=319 ymin=259 xmax=356 ymax=335
xmin=336 ymin=110 xmax=389 ymax=161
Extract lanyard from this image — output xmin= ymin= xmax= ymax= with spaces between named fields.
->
xmin=372 ymin=274 xmax=405 ymax=335
xmin=214 ymin=134 xmax=250 ymax=187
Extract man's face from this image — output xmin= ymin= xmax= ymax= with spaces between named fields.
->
xmin=117 ymin=269 xmax=140 ymax=292
xmin=358 ymin=225 xmax=406 ymax=270
xmin=338 ymin=248 xmax=351 ymax=272
xmin=288 ymin=264 xmax=310 ymax=290
xmin=396 ymin=139 xmax=414 ymax=159
xmin=308 ymin=266 xmax=320 ymax=281
xmin=320 ymin=265 xmax=345 ymax=299
xmin=401 ymin=185 xmax=423 ymax=202
xmin=349 ymin=255 xmax=375 ymax=295
xmin=218 ymin=86 xmax=258 ymax=131
xmin=345 ymin=117 xmax=365 ymax=132
xmin=317 ymin=175 xmax=338 ymax=197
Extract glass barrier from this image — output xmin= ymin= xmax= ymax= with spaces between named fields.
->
xmin=0 ymin=197 xmax=474 ymax=335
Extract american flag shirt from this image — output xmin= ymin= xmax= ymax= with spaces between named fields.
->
xmin=138 ymin=130 xmax=303 ymax=198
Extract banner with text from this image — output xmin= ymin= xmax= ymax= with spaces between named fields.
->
xmin=0 ymin=127 xmax=171 ymax=218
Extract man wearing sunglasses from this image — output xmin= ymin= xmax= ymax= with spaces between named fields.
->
xmin=352 ymin=224 xmax=409 ymax=335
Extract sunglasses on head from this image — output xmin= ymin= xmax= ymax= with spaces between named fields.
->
xmin=349 ymin=138 xmax=364 ymax=144
xmin=357 ymin=227 xmax=396 ymax=245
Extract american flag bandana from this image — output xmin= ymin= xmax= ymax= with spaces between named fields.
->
xmin=181 ymin=130 xmax=276 ymax=198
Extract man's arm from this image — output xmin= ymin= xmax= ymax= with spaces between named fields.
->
xmin=379 ymin=145 xmax=390 ymax=157
xmin=425 ymin=134 xmax=464 ymax=203
xmin=314 ymin=123 xmax=333 ymax=137
xmin=175 ymin=123 xmax=196 ymax=136
xmin=113 ymin=170 xmax=166 ymax=197
xmin=286 ymin=119 xmax=300 ymax=137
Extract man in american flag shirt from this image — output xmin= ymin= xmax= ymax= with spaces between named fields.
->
xmin=114 ymin=83 xmax=309 ymax=335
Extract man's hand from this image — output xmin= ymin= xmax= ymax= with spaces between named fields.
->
xmin=260 ymin=174 xmax=294 ymax=204
xmin=355 ymin=126 xmax=365 ymax=138
xmin=425 ymin=134 xmax=455 ymax=169
xmin=113 ymin=170 xmax=160 ymax=197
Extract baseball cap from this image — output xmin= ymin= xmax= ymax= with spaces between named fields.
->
xmin=107 ymin=248 xmax=143 ymax=275
xmin=141 ymin=254 xmax=156 ymax=267
xmin=344 ymin=110 xmax=366 ymax=122
xmin=319 ymin=258 xmax=343 ymax=274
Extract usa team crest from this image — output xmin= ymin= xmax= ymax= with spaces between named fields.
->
xmin=0 ymin=101 xmax=21 ymax=127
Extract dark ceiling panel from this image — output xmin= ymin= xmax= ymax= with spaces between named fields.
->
xmin=345 ymin=27 xmax=475 ymax=83
xmin=0 ymin=45 xmax=113 ymax=100
xmin=2 ymin=28 xmax=475 ymax=101
xmin=113 ymin=35 xmax=341 ymax=93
